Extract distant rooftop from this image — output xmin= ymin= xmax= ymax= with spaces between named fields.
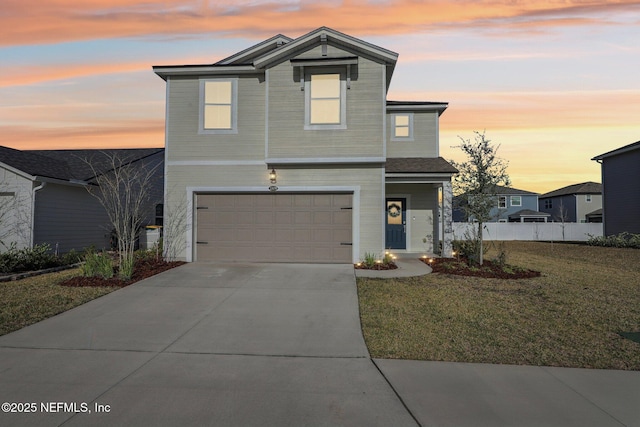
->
xmin=540 ymin=182 xmax=602 ymax=198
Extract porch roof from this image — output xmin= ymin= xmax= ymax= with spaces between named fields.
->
xmin=508 ymin=209 xmax=551 ymax=220
xmin=386 ymin=157 xmax=458 ymax=174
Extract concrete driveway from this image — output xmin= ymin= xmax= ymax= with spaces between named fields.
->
xmin=2 ymin=263 xmax=639 ymax=427
xmin=0 ymin=263 xmax=417 ymax=426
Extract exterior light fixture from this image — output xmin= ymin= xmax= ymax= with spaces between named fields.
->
xmin=269 ymin=168 xmax=277 ymax=184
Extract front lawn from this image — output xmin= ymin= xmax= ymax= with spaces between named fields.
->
xmin=0 ymin=269 xmax=115 ymax=336
xmin=357 ymin=241 xmax=640 ymax=370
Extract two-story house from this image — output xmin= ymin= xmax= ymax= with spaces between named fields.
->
xmin=153 ymin=27 xmax=457 ymax=263
xmin=592 ymin=141 xmax=640 ymax=235
xmin=538 ymin=182 xmax=602 ymax=223
xmin=453 ymin=185 xmax=549 ymax=223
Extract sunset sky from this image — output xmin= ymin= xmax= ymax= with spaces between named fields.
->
xmin=2 ymin=0 xmax=639 ymax=194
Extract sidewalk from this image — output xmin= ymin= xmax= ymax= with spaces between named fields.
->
xmin=354 ymin=253 xmax=433 ymax=278
xmin=376 ymin=359 xmax=640 ymax=427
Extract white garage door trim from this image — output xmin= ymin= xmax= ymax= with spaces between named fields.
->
xmin=185 ymin=186 xmax=360 ymax=262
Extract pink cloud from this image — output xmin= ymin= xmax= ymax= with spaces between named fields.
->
xmin=3 ymin=0 xmax=639 ymax=46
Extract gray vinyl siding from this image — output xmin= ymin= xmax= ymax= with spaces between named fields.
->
xmin=32 ymin=151 xmax=164 ymax=254
xmin=166 ymin=75 xmax=265 ymax=162
xmin=387 ymin=111 xmax=439 ymax=158
xmin=601 ymin=149 xmax=640 ymax=235
xmin=267 ymin=46 xmax=385 ymax=159
xmin=33 ymin=183 xmax=111 ymax=253
xmin=539 ymin=195 xmax=577 ymax=222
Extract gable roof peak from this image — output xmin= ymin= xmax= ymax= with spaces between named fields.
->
xmin=252 ymin=26 xmax=398 ymax=70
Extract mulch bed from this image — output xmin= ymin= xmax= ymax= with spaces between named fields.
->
xmin=60 ymin=260 xmax=185 ymax=288
xmin=354 ymin=262 xmax=398 ymax=270
xmin=421 ymin=257 xmax=541 ymax=279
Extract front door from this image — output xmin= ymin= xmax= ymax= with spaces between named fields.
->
xmin=385 ymin=198 xmax=406 ymax=249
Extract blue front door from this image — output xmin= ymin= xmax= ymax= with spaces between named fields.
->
xmin=385 ymin=198 xmax=406 ymax=249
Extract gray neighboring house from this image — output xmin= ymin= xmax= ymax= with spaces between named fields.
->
xmin=453 ymin=185 xmax=549 ymax=223
xmin=0 ymin=146 xmax=164 ymax=253
xmin=592 ymin=140 xmax=640 ymax=236
xmin=153 ymin=27 xmax=458 ymax=263
xmin=538 ymin=182 xmax=602 ymax=223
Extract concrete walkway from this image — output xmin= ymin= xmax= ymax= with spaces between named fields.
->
xmin=1 ymin=263 xmax=639 ymax=426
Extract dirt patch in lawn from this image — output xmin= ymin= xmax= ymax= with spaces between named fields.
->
xmin=60 ymin=259 xmax=185 ymax=288
xmin=422 ymin=257 xmax=541 ymax=279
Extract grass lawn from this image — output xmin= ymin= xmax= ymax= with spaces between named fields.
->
xmin=0 ymin=269 xmax=116 ymax=336
xmin=357 ymin=241 xmax=640 ymax=370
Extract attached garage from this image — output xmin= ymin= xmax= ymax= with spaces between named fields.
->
xmin=195 ymin=193 xmax=353 ymax=263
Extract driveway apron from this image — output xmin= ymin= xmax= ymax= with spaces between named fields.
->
xmin=0 ymin=263 xmax=417 ymax=427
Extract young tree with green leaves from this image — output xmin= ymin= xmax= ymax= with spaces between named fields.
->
xmin=450 ymin=131 xmax=510 ymax=265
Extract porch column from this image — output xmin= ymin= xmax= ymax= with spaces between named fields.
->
xmin=441 ymin=180 xmax=453 ymax=257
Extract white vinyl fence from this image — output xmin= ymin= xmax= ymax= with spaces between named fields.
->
xmin=452 ymin=222 xmax=603 ymax=242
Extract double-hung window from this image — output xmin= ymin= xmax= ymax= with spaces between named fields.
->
xmin=200 ymin=78 xmax=238 ymax=134
xmin=498 ymin=196 xmax=507 ymax=209
xmin=510 ymin=195 xmax=522 ymax=207
xmin=391 ymin=113 xmax=414 ymax=141
xmin=305 ymin=71 xmax=346 ymax=130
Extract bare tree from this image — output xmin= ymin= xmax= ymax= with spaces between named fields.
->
xmin=556 ymin=200 xmax=570 ymax=241
xmin=450 ymin=131 xmax=510 ymax=265
xmin=83 ymin=152 xmax=161 ymax=279
xmin=0 ymin=172 xmax=32 ymax=252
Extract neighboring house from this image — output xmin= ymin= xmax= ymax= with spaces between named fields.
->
xmin=0 ymin=146 xmax=164 ymax=253
xmin=453 ymin=185 xmax=548 ymax=222
xmin=153 ymin=27 xmax=457 ymax=263
xmin=592 ymin=140 xmax=640 ymax=235
xmin=538 ymin=182 xmax=602 ymax=223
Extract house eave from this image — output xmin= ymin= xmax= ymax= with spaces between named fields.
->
xmin=153 ymin=65 xmax=260 ymax=80
xmin=386 ymin=103 xmax=448 ymax=115
xmin=34 ymin=176 xmax=90 ymax=187
xmin=592 ymin=140 xmax=640 ymax=161
xmin=386 ymin=173 xmax=455 ymax=183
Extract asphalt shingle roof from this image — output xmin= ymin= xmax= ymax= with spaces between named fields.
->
xmin=1 ymin=146 xmax=164 ymax=182
xmin=540 ymin=182 xmax=602 ymax=198
xmin=386 ymin=157 xmax=458 ymax=174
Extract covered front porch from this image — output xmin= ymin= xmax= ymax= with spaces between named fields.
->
xmin=385 ymin=158 xmax=457 ymax=258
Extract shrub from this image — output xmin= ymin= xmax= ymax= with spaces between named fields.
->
xmin=587 ymin=232 xmax=640 ymax=249
xmin=0 ymin=243 xmax=61 ymax=274
xmin=82 ymin=252 xmax=114 ymax=279
xmin=383 ymin=251 xmax=395 ymax=266
xmin=492 ymin=241 xmax=508 ymax=267
xmin=452 ymin=239 xmax=488 ymax=265
xmin=362 ymin=252 xmax=377 ymax=269
xmin=119 ymin=256 xmax=135 ymax=280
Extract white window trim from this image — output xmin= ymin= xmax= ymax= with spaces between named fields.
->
xmin=391 ymin=113 xmax=414 ymax=141
xmin=304 ymin=69 xmax=347 ymax=130
xmin=510 ymin=195 xmax=522 ymax=207
xmin=199 ymin=78 xmax=238 ymax=135
xmin=585 ymin=195 xmax=592 ymax=202
xmin=498 ymin=196 xmax=507 ymax=209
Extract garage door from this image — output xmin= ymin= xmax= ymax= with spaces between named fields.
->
xmin=195 ymin=193 xmax=353 ymax=263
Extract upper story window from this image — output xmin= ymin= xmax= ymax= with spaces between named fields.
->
xmin=199 ymin=78 xmax=238 ymax=134
xmin=391 ymin=113 xmax=414 ymax=141
xmin=510 ymin=195 xmax=522 ymax=207
xmin=585 ymin=194 xmax=592 ymax=202
xmin=498 ymin=196 xmax=507 ymax=209
xmin=544 ymin=199 xmax=552 ymax=209
xmin=305 ymin=71 xmax=346 ymax=130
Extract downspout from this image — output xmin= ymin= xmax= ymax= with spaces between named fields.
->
xmin=31 ymin=181 xmax=46 ymax=248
